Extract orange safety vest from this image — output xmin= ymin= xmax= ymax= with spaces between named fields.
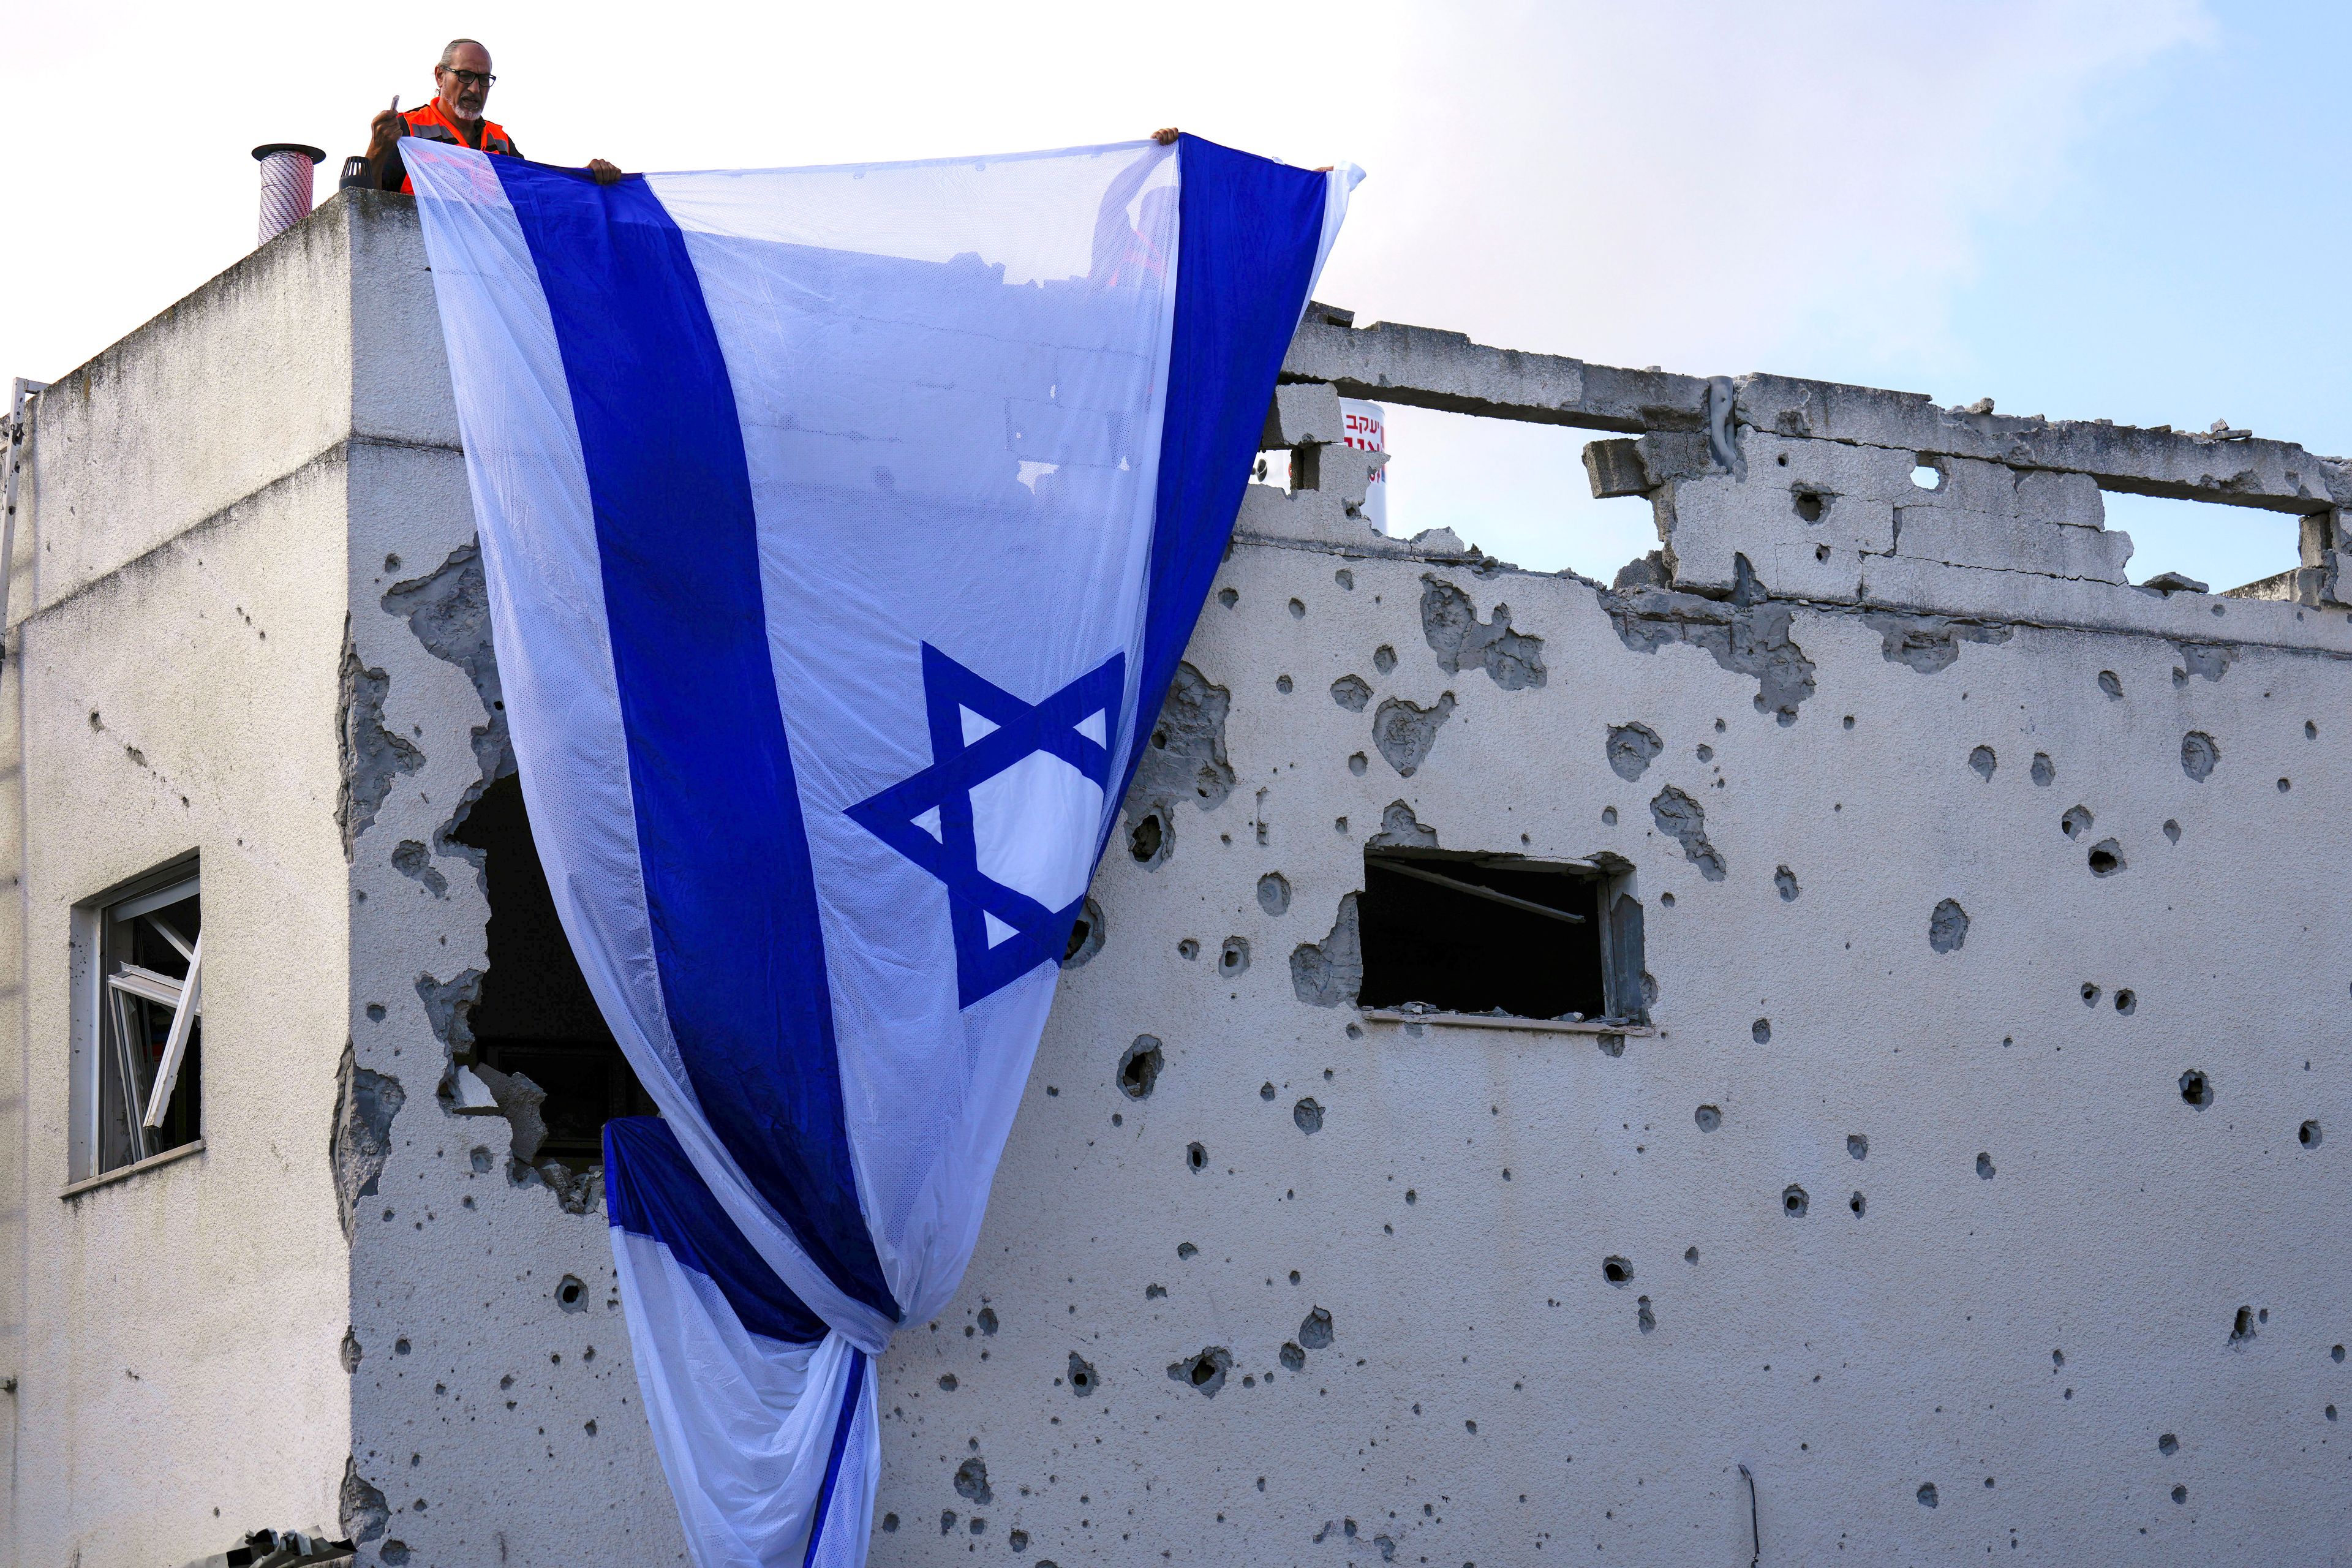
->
xmin=396 ymin=99 xmax=521 ymax=192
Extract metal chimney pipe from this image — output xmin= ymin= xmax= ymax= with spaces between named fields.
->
xmin=252 ymin=143 xmax=326 ymax=246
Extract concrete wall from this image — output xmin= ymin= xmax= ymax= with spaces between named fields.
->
xmin=1 ymin=208 xmax=364 ymax=1567
xmin=7 ymin=198 xmax=2350 ymax=1567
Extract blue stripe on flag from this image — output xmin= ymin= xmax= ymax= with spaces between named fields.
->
xmin=493 ymin=161 xmax=897 ymax=1325
xmin=801 ymin=1347 xmax=869 ymax=1567
xmin=604 ymin=1117 xmax=831 ymax=1346
xmin=1121 ymin=137 xmax=1330 ymax=804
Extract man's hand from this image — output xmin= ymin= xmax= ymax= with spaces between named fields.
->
xmin=588 ymin=158 xmax=624 ymax=185
xmin=1152 ymin=127 xmax=1178 ymax=145
xmin=368 ymin=108 xmax=406 ymax=162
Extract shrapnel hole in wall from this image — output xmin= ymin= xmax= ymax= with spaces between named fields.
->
xmin=453 ymin=775 xmax=656 ymax=1163
xmin=1354 ymin=848 xmax=1628 ymax=1021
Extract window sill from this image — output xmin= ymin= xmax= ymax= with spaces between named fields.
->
xmin=1359 ymin=1010 xmax=1657 ymax=1037
xmin=61 ymin=1139 xmax=204 ymax=1199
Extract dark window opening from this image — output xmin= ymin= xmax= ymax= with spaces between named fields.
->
xmin=92 ymin=869 xmax=203 ymax=1175
xmin=454 ymin=775 xmax=655 ymax=1163
xmin=1357 ymin=850 xmax=1643 ymax=1022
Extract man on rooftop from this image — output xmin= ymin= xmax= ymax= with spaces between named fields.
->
xmin=365 ymin=38 xmax=622 ymax=193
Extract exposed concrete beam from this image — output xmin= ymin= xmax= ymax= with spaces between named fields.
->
xmin=1283 ymin=308 xmax=2352 ymax=514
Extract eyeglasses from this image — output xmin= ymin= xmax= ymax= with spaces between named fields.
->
xmin=438 ymin=68 xmax=496 ymax=88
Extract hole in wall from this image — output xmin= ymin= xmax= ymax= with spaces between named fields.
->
xmin=1849 ymin=1191 xmax=1866 ymax=1216
xmin=2101 ymin=491 xmax=2302 ymax=595
xmin=1909 ymin=461 xmax=1943 ymax=490
xmin=454 ymin=776 xmax=657 ymax=1164
xmin=1849 ymin=1133 xmax=1868 ymax=1159
xmin=2180 ymin=1069 xmax=2213 ymax=1109
xmin=2299 ymin=1119 xmax=2321 ymax=1148
xmin=2087 ymin=840 xmax=2125 ymax=876
xmin=1185 ymin=1141 xmax=1207 ymax=1171
xmin=556 ymin=1275 xmax=586 ymax=1312
xmin=1694 ymin=1104 xmax=1722 ymax=1132
xmin=1602 ymin=1256 xmax=1632 ymax=1285
xmin=1792 ymin=489 xmax=1828 ymax=523
xmin=1782 ymin=1184 xmax=1809 ymax=1217
xmin=1355 ymin=848 xmax=1624 ymax=1020
xmin=1117 ymin=1037 xmax=1164 ymax=1099
xmin=1129 ymin=812 xmax=1167 ymax=865
xmin=2115 ymin=989 xmax=2136 ymax=1014
xmin=1370 ymin=403 xmax=1658 ymax=576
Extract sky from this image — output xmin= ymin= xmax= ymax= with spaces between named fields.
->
xmin=3 ymin=1 xmax=2337 ymax=590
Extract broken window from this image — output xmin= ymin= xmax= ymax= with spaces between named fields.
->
xmin=454 ymin=775 xmax=654 ymax=1163
xmin=78 ymin=862 xmax=203 ymax=1178
xmin=1357 ymin=848 xmax=1643 ymax=1025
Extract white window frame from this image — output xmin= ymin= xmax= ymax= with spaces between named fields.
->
xmin=69 ymin=860 xmax=202 ymax=1182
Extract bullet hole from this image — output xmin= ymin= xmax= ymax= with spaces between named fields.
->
xmin=1373 ymin=644 xmax=1397 ymax=675
xmin=2114 ymin=989 xmax=2136 ymax=1015
xmin=2180 ymin=1069 xmax=2213 ymax=1109
xmin=1219 ymin=936 xmax=1252 ymax=976
xmin=1976 ymin=1153 xmax=1995 ymax=1180
xmin=1348 ymin=752 xmax=1368 ymax=776
xmin=1650 ymin=786 xmax=1725 ymax=879
xmin=1279 ymin=1341 xmax=1305 ymax=1372
xmin=1602 ymin=805 xmax=1618 ymax=826
xmin=2096 ymin=670 xmax=2123 ymax=700
xmin=940 ymin=1510 xmax=957 ymax=1535
xmin=2061 ymin=805 xmax=2094 ymax=840
xmin=1289 ymin=1269 xmax=1301 ymax=1284
xmin=1298 ymin=1306 xmax=1335 ymax=1349
xmin=1061 ymin=899 xmax=1105 ymax=967
xmin=1335 ymin=568 xmax=1354 ymax=590
xmin=1129 ymin=810 xmax=1167 ymax=865
xmin=1374 ymin=692 xmax=1457 ymax=776
xmin=2031 ymin=752 xmax=2055 ymax=786
xmin=1774 ymin=865 xmax=1800 ymax=901
xmin=2301 ymin=1120 xmax=2321 ymax=1148
xmin=1117 ymin=1036 xmax=1164 ymax=1099
xmin=1288 ymin=597 xmax=1306 ymax=619
xmin=1782 ymin=1185 xmax=1809 ymax=1217
xmin=1257 ymin=872 xmax=1292 ymax=916
xmin=1177 ymin=1242 xmax=1197 ymax=1258
xmin=1168 ymin=1346 xmax=1232 ymax=1396
xmin=394 ymin=1339 xmax=411 ymax=1355
xmin=2307 ymin=719 xmax=2318 ymax=739
xmin=2081 ymin=982 xmax=2100 ymax=1006
xmin=1792 ymin=489 xmax=1827 ymax=523
xmin=1660 ymin=891 xmax=1675 ymax=907
xmin=1849 ymin=1191 xmax=1865 ymax=1216
xmin=1696 ymin=743 xmax=1714 ymax=763
xmin=938 ymin=1374 xmax=957 ymax=1390
xmin=1276 ymin=675 xmax=1294 ymax=694
xmin=2278 ymin=777 xmax=2291 ymax=793
xmin=2163 ymin=818 xmax=2181 ymax=843
xmin=955 ymin=1458 xmax=994 ymax=1506
xmin=470 ymin=1146 xmax=492 ymax=1174
xmin=1009 ymin=1529 xmax=1030 ymax=1551
xmin=2182 ymin=731 xmax=2220 ymax=782
xmin=1968 ymin=745 xmax=1996 ymax=782
xmin=1684 ymin=1246 xmax=1699 ymax=1263
xmin=2087 ymin=839 xmax=2124 ymax=876
xmin=1405 ymin=1189 xmax=1417 ymax=1205
xmin=1330 ymin=674 xmax=1373 ymax=712
xmin=1695 ymin=1105 xmax=1722 ymax=1133
xmin=1291 ymin=1097 xmax=1325 ymax=1134
xmin=2335 ymin=1345 xmax=2346 ymax=1363
xmin=2158 ymin=1433 xmax=2178 ymax=1455
xmin=1186 ymin=1141 xmax=1207 ymax=1171
xmin=2171 ymin=1485 xmax=2187 ymax=1505
xmin=1848 ymin=1133 xmax=1868 ymax=1159
xmin=1218 ymin=588 xmax=1238 ymax=608
xmin=1918 ymin=1483 xmax=1939 ymax=1508
xmin=557 ymin=1275 xmax=587 ymax=1312
xmin=1177 ymin=938 xmax=1199 ymax=962
xmin=882 ymin=1514 xmax=899 ymax=1533
xmin=1928 ymin=899 xmax=1969 ymax=954
xmin=1602 ymin=1256 xmax=1633 ymax=1285
xmin=1843 ymin=715 xmax=1855 ymax=729
xmin=977 ymin=1308 xmax=998 ymax=1336
xmin=1752 ymin=1017 xmax=1771 ymax=1044
xmin=1637 ymin=1295 xmax=1656 ymax=1333
xmin=1606 ymin=722 xmax=1664 ymax=782
xmin=366 ymin=1003 xmax=386 ymax=1023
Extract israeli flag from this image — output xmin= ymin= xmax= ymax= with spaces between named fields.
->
xmin=404 ymin=135 xmax=1356 ymax=1567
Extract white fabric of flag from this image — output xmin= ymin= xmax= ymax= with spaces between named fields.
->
xmin=404 ymin=134 xmax=1356 ymax=1568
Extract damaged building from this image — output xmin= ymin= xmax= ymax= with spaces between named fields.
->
xmin=2 ymin=186 xmax=2347 ymax=1566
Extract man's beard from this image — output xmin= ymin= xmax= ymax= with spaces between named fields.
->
xmin=452 ymin=98 xmax=484 ymax=121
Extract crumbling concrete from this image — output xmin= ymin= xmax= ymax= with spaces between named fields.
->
xmin=9 ymin=194 xmax=2352 ymax=1568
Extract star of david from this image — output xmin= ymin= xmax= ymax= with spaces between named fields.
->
xmin=846 ymin=645 xmax=1125 ymax=1008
